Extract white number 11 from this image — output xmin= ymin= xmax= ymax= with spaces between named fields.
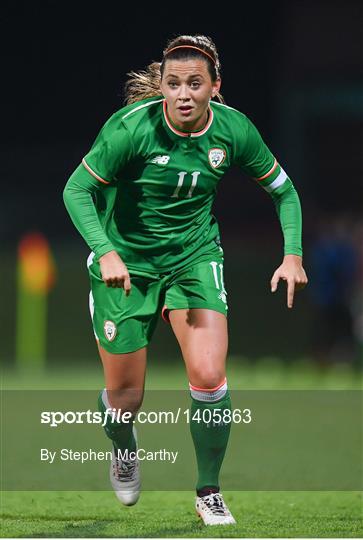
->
xmin=210 ymin=261 xmax=225 ymax=291
xmin=171 ymin=171 xmax=200 ymax=198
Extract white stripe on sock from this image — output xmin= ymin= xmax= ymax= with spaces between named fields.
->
xmin=190 ymin=382 xmax=228 ymax=402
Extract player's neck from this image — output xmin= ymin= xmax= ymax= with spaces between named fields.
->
xmin=167 ymin=106 xmax=209 ymax=134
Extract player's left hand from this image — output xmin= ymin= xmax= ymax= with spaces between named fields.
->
xmin=270 ymin=254 xmax=308 ymax=309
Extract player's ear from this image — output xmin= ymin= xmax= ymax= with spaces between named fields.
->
xmin=211 ymin=77 xmax=221 ymax=98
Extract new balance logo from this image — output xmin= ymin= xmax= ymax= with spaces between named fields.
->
xmin=151 ymin=155 xmax=170 ymax=165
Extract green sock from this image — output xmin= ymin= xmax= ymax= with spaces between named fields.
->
xmin=98 ymin=390 xmax=136 ymax=453
xmin=190 ymin=390 xmax=232 ymax=491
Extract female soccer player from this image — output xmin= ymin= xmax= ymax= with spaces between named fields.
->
xmin=63 ymin=34 xmax=307 ymax=526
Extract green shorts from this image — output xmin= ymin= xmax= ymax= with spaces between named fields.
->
xmin=87 ymin=246 xmax=228 ymax=354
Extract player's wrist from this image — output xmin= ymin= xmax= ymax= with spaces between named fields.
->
xmin=283 ymin=253 xmax=303 ymax=263
xmin=99 ymin=249 xmax=117 ymax=258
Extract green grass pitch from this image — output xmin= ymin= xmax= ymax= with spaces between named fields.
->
xmin=2 ymin=491 xmax=362 ymax=538
xmin=1 ymin=358 xmax=362 ymax=537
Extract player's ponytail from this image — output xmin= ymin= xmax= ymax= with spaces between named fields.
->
xmin=124 ymin=62 xmax=162 ymax=105
xmin=124 ymin=35 xmax=225 ymax=105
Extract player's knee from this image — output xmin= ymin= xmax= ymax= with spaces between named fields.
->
xmin=189 ymin=375 xmax=227 ymax=401
xmin=189 ymin=367 xmax=225 ymax=391
xmin=106 ymin=387 xmax=144 ymax=415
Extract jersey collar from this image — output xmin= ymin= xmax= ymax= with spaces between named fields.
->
xmin=162 ymin=99 xmax=214 ymax=138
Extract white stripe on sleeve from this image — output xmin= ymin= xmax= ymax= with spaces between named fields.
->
xmin=263 ymin=168 xmax=288 ymax=193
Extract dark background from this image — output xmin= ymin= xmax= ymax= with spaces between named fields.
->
xmin=2 ymin=0 xmax=362 ymax=365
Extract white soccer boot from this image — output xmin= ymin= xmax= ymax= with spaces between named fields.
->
xmin=196 ymin=492 xmax=236 ymax=525
xmin=110 ymin=426 xmax=140 ymax=506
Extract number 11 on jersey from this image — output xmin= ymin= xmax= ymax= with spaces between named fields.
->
xmin=171 ymin=171 xmax=201 ymax=198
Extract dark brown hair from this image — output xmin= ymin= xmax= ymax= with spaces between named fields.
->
xmin=124 ymin=35 xmax=224 ymax=105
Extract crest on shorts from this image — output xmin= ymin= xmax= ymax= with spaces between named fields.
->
xmin=104 ymin=320 xmax=117 ymax=341
xmin=208 ymin=148 xmax=226 ymax=168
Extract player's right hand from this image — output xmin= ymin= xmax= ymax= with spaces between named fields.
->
xmin=99 ymin=250 xmax=131 ymax=295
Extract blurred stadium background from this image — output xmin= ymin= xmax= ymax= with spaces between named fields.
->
xmin=1 ymin=0 xmax=362 ymax=376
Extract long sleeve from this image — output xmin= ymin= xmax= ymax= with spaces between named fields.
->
xmin=233 ymin=115 xmax=303 ymax=257
xmin=269 ymin=182 xmax=303 ymax=257
xmin=63 ymin=113 xmax=134 ymax=259
xmin=63 ymin=164 xmax=116 ymax=259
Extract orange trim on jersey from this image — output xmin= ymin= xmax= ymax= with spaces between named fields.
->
xmin=163 ymin=100 xmax=213 ymax=138
xmin=255 ymin=158 xmax=278 ymax=181
xmin=82 ymin=158 xmax=110 ymax=185
xmin=189 ymin=377 xmax=227 ymax=392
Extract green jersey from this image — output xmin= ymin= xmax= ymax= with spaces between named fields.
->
xmin=64 ymin=96 xmax=302 ymax=273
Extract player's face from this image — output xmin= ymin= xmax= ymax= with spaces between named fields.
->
xmin=160 ymin=59 xmax=221 ymax=131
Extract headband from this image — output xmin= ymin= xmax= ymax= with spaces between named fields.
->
xmin=164 ymin=45 xmax=216 ymax=65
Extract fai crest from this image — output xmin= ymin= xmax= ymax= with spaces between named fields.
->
xmin=208 ymin=148 xmax=226 ymax=168
xmin=104 ymin=320 xmax=117 ymax=341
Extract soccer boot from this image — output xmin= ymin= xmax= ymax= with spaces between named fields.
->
xmin=110 ymin=426 xmax=140 ymax=506
xmin=196 ymin=492 xmax=236 ymax=525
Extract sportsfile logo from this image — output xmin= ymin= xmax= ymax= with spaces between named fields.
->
xmin=40 ymin=407 xmax=250 ymax=427
xmin=151 ymin=155 xmax=170 ymax=165
xmin=41 ymin=409 xmax=132 ymax=428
